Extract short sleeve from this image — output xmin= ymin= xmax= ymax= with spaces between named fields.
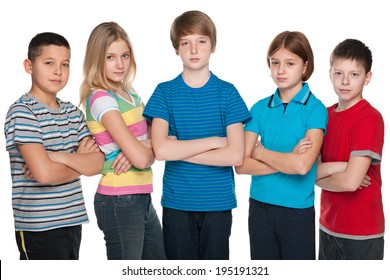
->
xmin=244 ymin=102 xmax=261 ymax=134
xmin=350 ymin=112 xmax=384 ymax=164
xmin=225 ymin=87 xmax=252 ymax=126
xmin=143 ymin=84 xmax=170 ymax=123
xmin=76 ymin=109 xmax=91 ymax=141
xmin=88 ymin=90 xmax=120 ymax=122
xmin=4 ymin=103 xmax=43 ymax=151
xmin=306 ymin=100 xmax=328 ymax=134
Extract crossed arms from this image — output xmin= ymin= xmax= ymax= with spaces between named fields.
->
xmin=150 ymin=117 xmax=244 ymax=166
xmin=235 ymin=128 xmax=323 ymax=176
xmin=235 ymin=128 xmax=370 ymax=192
xmin=19 ymin=136 xmax=104 ymax=185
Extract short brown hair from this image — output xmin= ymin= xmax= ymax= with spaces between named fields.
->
xmin=267 ymin=31 xmax=314 ymax=81
xmin=170 ymin=10 xmax=217 ymax=51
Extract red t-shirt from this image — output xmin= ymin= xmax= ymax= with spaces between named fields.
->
xmin=320 ymin=99 xmax=385 ymax=238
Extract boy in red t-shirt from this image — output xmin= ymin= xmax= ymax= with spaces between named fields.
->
xmin=315 ymin=39 xmax=385 ymax=259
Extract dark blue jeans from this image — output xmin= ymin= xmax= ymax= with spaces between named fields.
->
xmin=94 ymin=193 xmax=166 ymax=260
xmin=162 ymin=207 xmax=232 ymax=260
xmin=319 ymin=229 xmax=384 ymax=260
xmin=249 ymin=198 xmax=315 ymax=260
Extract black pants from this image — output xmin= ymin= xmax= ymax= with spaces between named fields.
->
xmin=163 ymin=207 xmax=232 ymax=260
xmin=15 ymin=225 xmax=82 ymax=260
xmin=249 ymin=198 xmax=315 ymax=260
xmin=319 ymin=229 xmax=384 ymax=260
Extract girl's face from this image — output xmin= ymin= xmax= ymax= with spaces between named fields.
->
xmin=269 ymin=47 xmax=307 ymax=99
xmin=104 ymin=39 xmax=131 ymax=86
xmin=329 ymin=58 xmax=371 ymax=111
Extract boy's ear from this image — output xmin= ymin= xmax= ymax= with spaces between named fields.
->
xmin=365 ymin=71 xmax=372 ymax=85
xmin=23 ymin=59 xmax=32 ymax=74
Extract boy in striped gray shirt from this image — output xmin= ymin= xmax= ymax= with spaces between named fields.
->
xmin=4 ymin=32 xmax=104 ymax=260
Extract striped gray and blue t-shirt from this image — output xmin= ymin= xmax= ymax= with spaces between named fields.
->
xmin=143 ymin=72 xmax=252 ymax=211
xmin=4 ymin=93 xmax=90 ymax=231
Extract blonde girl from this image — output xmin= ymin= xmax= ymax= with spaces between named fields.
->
xmin=80 ymin=22 xmax=165 ymax=260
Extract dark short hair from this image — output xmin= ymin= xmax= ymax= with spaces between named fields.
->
xmin=330 ymin=39 xmax=372 ymax=73
xmin=28 ymin=32 xmax=70 ymax=62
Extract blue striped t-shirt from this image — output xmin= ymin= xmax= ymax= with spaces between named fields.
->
xmin=143 ymin=72 xmax=251 ymax=211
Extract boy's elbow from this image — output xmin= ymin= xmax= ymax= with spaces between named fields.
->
xmin=154 ymin=152 xmax=166 ymax=161
xmin=33 ymin=171 xmax=54 ymax=185
xmin=231 ymin=151 xmax=244 ymax=167
xmin=342 ymin=178 xmax=362 ymax=192
xmin=232 ymin=157 xmax=243 ymax=167
xmin=153 ymin=146 xmax=169 ymax=161
xmin=235 ymin=165 xmax=245 ymax=174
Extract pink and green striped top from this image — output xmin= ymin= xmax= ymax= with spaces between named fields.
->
xmin=86 ymin=89 xmax=152 ymax=196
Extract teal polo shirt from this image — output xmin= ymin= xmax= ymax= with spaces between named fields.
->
xmin=244 ymin=83 xmax=328 ymax=208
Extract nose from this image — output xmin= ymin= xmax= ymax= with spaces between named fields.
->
xmin=277 ymin=63 xmax=286 ymax=74
xmin=190 ymin=42 xmax=198 ymax=54
xmin=53 ymin=65 xmax=62 ymax=76
xmin=342 ymin=76 xmax=350 ymax=85
xmin=115 ymin=57 xmax=124 ymax=69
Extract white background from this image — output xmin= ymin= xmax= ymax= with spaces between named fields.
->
xmin=0 ymin=0 xmax=388 ymax=279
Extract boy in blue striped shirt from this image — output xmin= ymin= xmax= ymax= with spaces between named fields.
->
xmin=4 ymin=32 xmax=104 ymax=259
xmin=143 ymin=10 xmax=251 ymax=260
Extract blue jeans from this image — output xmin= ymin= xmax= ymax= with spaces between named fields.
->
xmin=94 ymin=193 xmax=166 ymax=260
xmin=163 ymin=207 xmax=232 ymax=260
xmin=249 ymin=198 xmax=315 ymax=260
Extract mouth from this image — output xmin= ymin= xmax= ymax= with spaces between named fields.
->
xmin=339 ymin=88 xmax=350 ymax=93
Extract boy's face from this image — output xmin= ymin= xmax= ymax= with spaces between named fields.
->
xmin=25 ymin=45 xmax=70 ymax=97
xmin=104 ymin=39 xmax=131 ymax=87
xmin=176 ymin=34 xmax=214 ymax=71
xmin=329 ymin=58 xmax=372 ymax=108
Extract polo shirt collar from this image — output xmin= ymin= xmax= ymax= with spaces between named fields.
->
xmin=268 ymin=83 xmax=311 ymax=108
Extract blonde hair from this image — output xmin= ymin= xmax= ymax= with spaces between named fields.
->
xmin=80 ymin=22 xmax=136 ymax=108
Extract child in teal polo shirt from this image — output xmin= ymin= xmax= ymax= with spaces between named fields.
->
xmin=236 ymin=31 xmax=328 ymax=260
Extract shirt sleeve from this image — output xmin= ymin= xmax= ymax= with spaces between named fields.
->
xmin=306 ymin=99 xmax=328 ymax=134
xmin=76 ymin=108 xmax=91 ymax=141
xmin=143 ymin=84 xmax=170 ymax=123
xmin=350 ymin=111 xmax=384 ymax=164
xmin=244 ymin=100 xmax=262 ymax=134
xmin=225 ymin=86 xmax=252 ymax=126
xmin=89 ymin=90 xmax=120 ymax=123
xmin=4 ymin=103 xmax=43 ymax=151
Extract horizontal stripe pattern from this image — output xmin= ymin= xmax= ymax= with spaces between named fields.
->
xmin=86 ymin=89 xmax=153 ymax=196
xmin=4 ymin=93 xmax=90 ymax=231
xmin=143 ymin=73 xmax=252 ymax=211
